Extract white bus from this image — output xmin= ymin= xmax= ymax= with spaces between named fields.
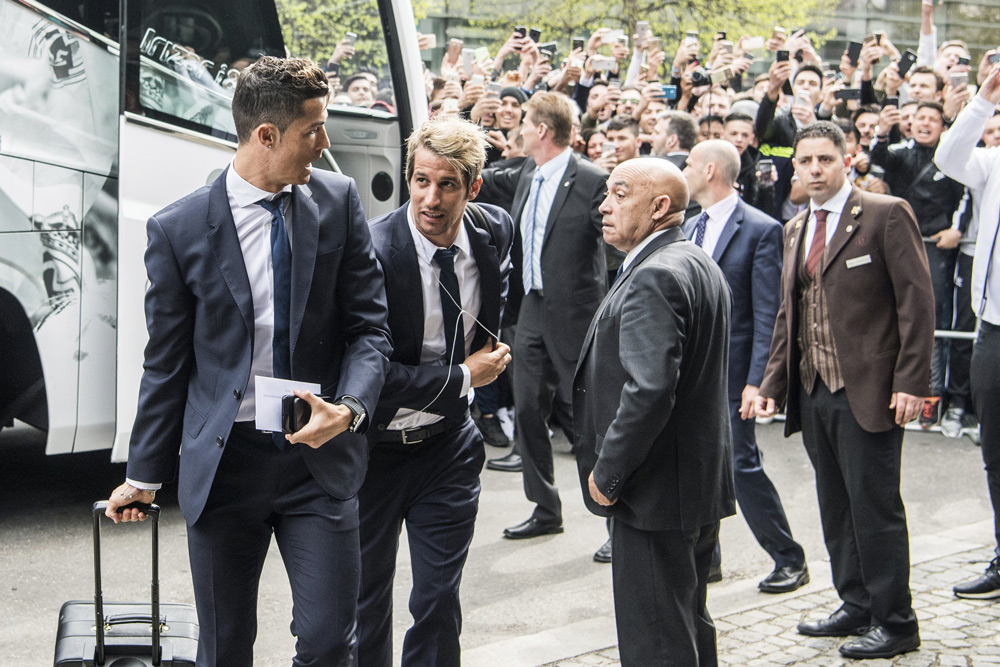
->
xmin=0 ymin=0 xmax=426 ymax=459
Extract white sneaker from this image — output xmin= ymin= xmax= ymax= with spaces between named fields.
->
xmin=940 ymin=406 xmax=964 ymax=438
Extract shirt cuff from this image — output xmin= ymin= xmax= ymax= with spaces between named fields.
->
xmin=459 ymin=364 xmax=472 ymax=397
xmin=579 ymin=74 xmax=595 ymax=87
xmin=126 ymin=478 xmax=162 ymax=491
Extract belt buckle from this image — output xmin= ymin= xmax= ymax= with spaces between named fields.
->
xmin=400 ymin=428 xmax=423 ymax=444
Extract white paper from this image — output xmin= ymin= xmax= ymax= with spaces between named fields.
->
xmin=254 ymin=376 xmax=322 ymax=432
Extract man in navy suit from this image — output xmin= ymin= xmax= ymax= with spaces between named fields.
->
xmin=682 ymin=140 xmax=809 ymax=594
xmin=106 ymin=57 xmax=392 ymax=666
xmin=358 ymin=118 xmax=513 ymax=666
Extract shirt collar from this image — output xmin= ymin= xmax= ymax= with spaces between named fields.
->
xmin=536 ymin=147 xmax=573 ymax=182
xmin=703 ymin=191 xmax=739 ymax=223
xmin=406 ymin=202 xmax=472 ymax=264
xmin=227 ymin=161 xmax=293 ymax=209
xmin=622 ymin=229 xmax=669 ymax=273
xmin=810 ymin=179 xmax=853 ymax=217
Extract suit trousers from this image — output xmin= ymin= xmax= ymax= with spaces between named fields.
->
xmin=926 ymin=244 xmax=958 ymax=396
xmin=357 ymin=419 xmax=485 ymax=667
xmin=971 ymin=321 xmax=1000 ymax=554
xmin=947 ymin=253 xmax=975 ymax=411
xmin=799 ymin=381 xmax=918 ymax=635
xmin=186 ymin=423 xmax=360 ymax=667
xmin=513 ymin=292 xmax=577 ymax=523
xmin=727 ymin=398 xmax=805 ymax=569
xmin=612 ymin=519 xmax=720 ymax=667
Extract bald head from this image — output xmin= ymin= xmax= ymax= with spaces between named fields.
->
xmin=599 ymin=158 xmax=689 ymax=252
xmin=683 ymin=140 xmax=740 ymax=207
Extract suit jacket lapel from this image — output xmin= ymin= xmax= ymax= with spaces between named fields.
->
xmin=540 ymin=154 xmax=576 ymax=254
xmin=511 ymin=159 xmax=536 ymax=223
xmin=390 ymin=209 xmax=425 ymax=355
xmin=712 ymin=201 xmax=743 ymax=263
xmin=206 ymin=168 xmax=254 ymax=336
xmin=290 ymin=183 xmax=319 ymax=356
xmin=821 ymin=187 xmax=863 ymax=274
xmin=466 ymin=219 xmax=501 ymax=348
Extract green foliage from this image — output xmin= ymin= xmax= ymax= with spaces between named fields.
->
xmin=468 ymin=0 xmax=837 ymax=61
xmin=276 ymin=0 xmax=428 ymax=72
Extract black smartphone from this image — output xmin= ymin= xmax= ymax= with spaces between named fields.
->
xmin=776 ymin=50 xmax=789 ymax=62
xmin=884 ymin=96 xmax=899 ymax=107
xmin=514 ymin=26 xmax=527 ymax=38
xmin=958 ymin=56 xmax=971 ymax=67
xmin=897 ymin=49 xmax=918 ymax=78
xmin=716 ymin=30 xmax=726 ymax=41
xmin=834 ymin=88 xmax=862 ymax=101
xmin=529 ymin=27 xmax=542 ymax=43
xmin=846 ymin=40 xmax=863 ymax=67
xmin=281 ymin=394 xmax=329 ymax=434
xmin=538 ymin=41 xmax=559 ymax=57
xmin=989 ymin=52 xmax=1000 ymax=65
xmin=572 ymin=36 xmax=585 ymax=52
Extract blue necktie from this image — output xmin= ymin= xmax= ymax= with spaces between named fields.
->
xmin=693 ymin=211 xmax=709 ymax=248
xmin=259 ymin=193 xmax=290 ymax=449
xmin=521 ymin=169 xmax=545 ymax=292
xmin=434 ymin=247 xmax=466 ymax=365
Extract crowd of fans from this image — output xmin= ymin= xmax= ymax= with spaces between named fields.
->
xmin=325 ymin=2 xmax=1000 ymax=438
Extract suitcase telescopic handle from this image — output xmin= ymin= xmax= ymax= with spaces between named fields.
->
xmin=92 ymin=501 xmax=162 ymax=666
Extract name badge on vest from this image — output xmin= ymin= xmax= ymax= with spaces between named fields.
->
xmin=845 ymin=254 xmax=872 ymax=269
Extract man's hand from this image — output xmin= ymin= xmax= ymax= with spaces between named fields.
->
xmin=740 ymin=385 xmax=761 ymax=420
xmin=673 ymin=42 xmax=699 ymax=71
xmin=979 ymin=64 xmax=1000 ymax=104
xmin=753 ymin=394 xmax=778 ymax=419
xmin=790 ymin=101 xmax=817 ymax=126
xmin=859 ymin=40 xmax=881 ymax=79
xmin=106 ymin=483 xmax=156 ymax=523
xmin=587 ymin=28 xmax=611 ymax=57
xmin=588 ymin=471 xmax=617 ymax=506
xmin=459 ymin=80 xmax=485 ymax=110
xmin=767 ymin=60 xmax=792 ymax=100
xmin=878 ymin=104 xmax=901 ymax=136
xmin=943 ymin=80 xmax=972 ymax=120
xmin=594 ymin=152 xmax=618 ymax=172
xmin=285 ymin=390 xmax=352 ymax=448
xmin=889 ymin=392 xmax=923 ymax=426
xmin=853 ymin=150 xmax=870 ymax=174
xmin=328 ymin=39 xmax=355 ymax=67
xmin=485 ymin=129 xmax=507 ymax=152
xmin=465 ymin=341 xmax=512 ymax=388
xmin=932 ymin=228 xmax=962 ymax=249
xmin=470 ymin=94 xmax=500 ymax=123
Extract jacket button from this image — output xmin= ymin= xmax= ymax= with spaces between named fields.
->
xmin=216 ymin=436 xmax=224 ymax=446
xmin=233 ymin=389 xmax=241 ymax=400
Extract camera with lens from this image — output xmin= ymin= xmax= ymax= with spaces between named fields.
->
xmin=690 ymin=68 xmax=711 ymax=87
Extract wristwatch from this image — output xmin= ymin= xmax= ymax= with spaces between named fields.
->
xmin=335 ymin=395 xmax=367 ymax=433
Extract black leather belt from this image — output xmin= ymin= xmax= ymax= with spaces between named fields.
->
xmin=379 ymin=411 xmax=469 ymax=444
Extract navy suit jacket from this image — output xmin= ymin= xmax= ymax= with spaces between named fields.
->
xmin=366 ymin=203 xmax=514 ymax=434
xmin=125 ymin=168 xmax=393 ymax=524
xmin=683 ymin=198 xmax=782 ymax=399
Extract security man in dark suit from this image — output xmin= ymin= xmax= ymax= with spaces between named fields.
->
xmin=478 ymin=91 xmax=610 ymax=549
xmin=576 ymin=157 xmax=734 ymax=666
xmin=682 ymin=140 xmax=809 ymax=594
xmin=106 ymin=57 xmax=393 ymax=666
xmin=358 ymin=117 xmax=513 ymax=666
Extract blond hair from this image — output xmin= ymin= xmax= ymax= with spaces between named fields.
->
xmin=405 ymin=116 xmax=488 ymax=189
xmin=524 ymin=92 xmax=574 ymax=147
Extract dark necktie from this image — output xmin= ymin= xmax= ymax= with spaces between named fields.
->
xmin=258 ymin=193 xmax=290 ymax=449
xmin=693 ymin=211 xmax=709 ymax=247
xmin=434 ymin=247 xmax=466 ymax=365
xmin=805 ymin=209 xmax=828 ymax=277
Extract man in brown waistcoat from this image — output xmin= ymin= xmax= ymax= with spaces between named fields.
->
xmin=754 ymin=121 xmax=934 ymax=660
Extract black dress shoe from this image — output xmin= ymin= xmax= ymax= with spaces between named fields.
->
xmin=796 ymin=608 xmax=870 ymax=637
xmin=758 ymin=563 xmax=810 ymax=594
xmin=838 ymin=625 xmax=920 ymax=659
xmin=593 ymin=538 xmax=612 ymax=563
xmin=486 ymin=452 xmax=522 ymax=472
xmin=503 ymin=517 xmax=563 ymax=540
xmin=707 ymin=564 xmax=723 ymax=583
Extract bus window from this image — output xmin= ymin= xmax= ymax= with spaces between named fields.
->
xmin=124 ymin=1 xmax=285 ymax=142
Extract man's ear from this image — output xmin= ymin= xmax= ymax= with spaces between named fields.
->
xmin=651 ymin=194 xmax=672 ymax=221
xmin=468 ymin=176 xmax=483 ymax=201
xmin=255 ymin=123 xmax=279 ymax=148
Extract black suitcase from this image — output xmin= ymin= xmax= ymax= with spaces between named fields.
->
xmin=53 ymin=502 xmax=199 ymax=666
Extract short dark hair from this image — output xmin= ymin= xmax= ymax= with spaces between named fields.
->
xmin=793 ymin=120 xmax=847 ymax=156
xmin=233 ymin=56 xmax=329 ymax=144
xmin=793 ymin=64 xmax=824 ymax=86
xmin=835 ymin=118 xmax=860 ymax=144
xmin=658 ymin=111 xmax=698 ymax=151
xmin=699 ymin=114 xmax=725 ymax=127
xmin=724 ymin=112 xmax=754 ymax=127
xmin=910 ymin=65 xmax=945 ymax=92
xmin=606 ymin=114 xmax=639 ymax=136
xmin=916 ymin=100 xmax=945 ymax=119
xmin=851 ymin=104 xmax=880 ymax=124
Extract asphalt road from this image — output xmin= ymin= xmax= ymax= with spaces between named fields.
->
xmin=0 ymin=420 xmax=992 ymax=665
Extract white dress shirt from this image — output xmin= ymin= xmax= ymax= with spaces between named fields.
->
xmin=521 ymin=147 xmax=573 ymax=291
xmin=388 ymin=204 xmax=479 ymax=430
xmin=621 ymin=229 xmax=669 ymax=274
xmin=695 ymin=191 xmax=739 ymax=258
xmin=127 ymin=163 xmax=291 ymax=490
xmin=803 ymin=179 xmax=853 ymax=264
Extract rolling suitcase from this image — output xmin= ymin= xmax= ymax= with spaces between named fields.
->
xmin=53 ymin=502 xmax=199 ymax=666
